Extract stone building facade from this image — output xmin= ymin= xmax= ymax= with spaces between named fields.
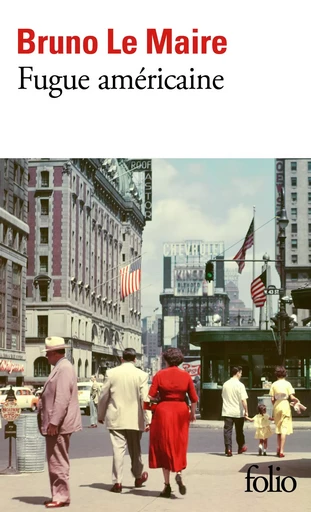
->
xmin=0 ymin=159 xmax=29 ymax=386
xmin=25 ymin=158 xmax=145 ymax=386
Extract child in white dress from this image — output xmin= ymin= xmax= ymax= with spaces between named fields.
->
xmin=245 ymin=404 xmax=273 ymax=455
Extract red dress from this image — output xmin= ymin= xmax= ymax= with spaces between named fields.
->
xmin=149 ymin=367 xmax=198 ymax=472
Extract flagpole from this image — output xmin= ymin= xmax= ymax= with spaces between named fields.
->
xmin=252 ymin=206 xmax=256 ymax=325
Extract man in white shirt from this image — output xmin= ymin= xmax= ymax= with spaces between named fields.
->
xmin=221 ymin=366 xmax=248 ymax=457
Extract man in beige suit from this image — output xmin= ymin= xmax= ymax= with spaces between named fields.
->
xmin=38 ymin=337 xmax=82 ymax=508
xmin=97 ymin=348 xmax=152 ymax=493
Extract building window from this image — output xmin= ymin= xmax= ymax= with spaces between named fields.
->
xmin=291 ymin=254 xmax=297 ymax=263
xmin=34 ymin=357 xmax=51 ymax=377
xmin=12 ymin=263 xmax=21 ymax=286
xmin=19 ymin=167 xmax=24 ymax=187
xmin=309 ymin=193 xmax=311 ymax=203
xmin=40 ymin=228 xmax=49 ymax=244
xmin=38 ymin=316 xmax=48 ymax=338
xmin=39 ymin=283 xmax=48 ymax=301
xmin=122 ymin=315 xmax=125 ymax=323
xmin=3 ymin=159 xmax=8 ymax=178
xmin=12 ymin=298 xmax=19 ymax=319
xmin=13 ymin=196 xmax=18 ymax=217
xmin=308 ymin=177 xmax=311 ymax=187
xmin=39 ymin=256 xmax=48 ymax=273
xmin=40 ymin=199 xmax=49 ymax=215
xmin=122 ymin=254 xmax=125 ymax=262
xmin=11 ymin=331 xmax=21 ymax=351
xmin=291 ymin=192 xmax=297 ymax=202
xmin=0 ymin=258 xmax=7 ymax=280
xmin=123 ymin=233 xmax=126 ymax=241
xmin=19 ymin=199 xmax=24 ymax=220
xmin=13 ymin=163 xmax=18 ymax=183
xmin=308 ymin=161 xmax=311 ymax=172
xmin=291 ymin=239 xmax=298 ymax=249
xmin=291 ymin=177 xmax=297 ymax=187
xmin=291 ymin=208 xmax=297 ymax=219
xmin=291 ymin=224 xmax=297 ymax=234
xmin=77 ymin=359 xmax=82 ymax=378
xmin=291 ymin=161 xmax=297 ymax=171
xmin=291 ymin=272 xmax=298 ymax=281
xmin=309 ymin=255 xmax=311 ymax=264
xmin=41 ymin=171 xmax=50 ymax=187
xmin=3 ymin=190 xmax=8 ymax=210
xmin=309 ymin=240 xmax=311 ymax=249
xmin=0 ymin=327 xmax=5 ymax=349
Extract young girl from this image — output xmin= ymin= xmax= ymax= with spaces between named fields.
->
xmin=245 ymin=404 xmax=273 ymax=456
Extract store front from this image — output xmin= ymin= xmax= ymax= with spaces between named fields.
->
xmin=190 ymin=327 xmax=311 ymax=420
xmin=0 ymin=358 xmax=25 ymax=387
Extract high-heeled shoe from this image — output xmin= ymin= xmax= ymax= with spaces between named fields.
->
xmin=279 ymin=453 xmax=285 ymax=458
xmin=176 ymin=473 xmax=186 ymax=495
xmin=159 ymin=483 xmax=171 ymax=498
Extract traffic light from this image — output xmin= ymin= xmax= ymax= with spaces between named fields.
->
xmin=283 ymin=315 xmax=295 ymax=332
xmin=270 ymin=315 xmax=281 ymax=333
xmin=205 ymin=260 xmax=214 ymax=282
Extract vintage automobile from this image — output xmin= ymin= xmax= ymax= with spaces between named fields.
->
xmin=0 ymin=386 xmax=39 ymax=412
xmin=77 ymin=381 xmax=103 ymax=416
xmin=77 ymin=382 xmax=92 ymax=416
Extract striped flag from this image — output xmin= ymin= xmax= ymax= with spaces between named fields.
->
xmin=120 ymin=259 xmax=141 ymax=299
xmin=250 ymin=270 xmax=267 ymax=308
xmin=233 ymin=218 xmax=254 ymax=274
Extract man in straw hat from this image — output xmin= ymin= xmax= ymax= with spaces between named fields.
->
xmin=37 ymin=336 xmax=82 ymax=508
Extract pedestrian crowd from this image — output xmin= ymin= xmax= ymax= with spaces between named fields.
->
xmin=34 ymin=336 xmax=305 ymax=508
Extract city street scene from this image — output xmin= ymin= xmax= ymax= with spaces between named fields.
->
xmin=0 ymin=158 xmax=311 ymax=511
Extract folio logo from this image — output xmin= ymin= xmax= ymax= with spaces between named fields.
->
xmin=245 ymin=465 xmax=297 ymax=493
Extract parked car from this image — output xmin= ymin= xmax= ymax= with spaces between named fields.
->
xmin=77 ymin=382 xmax=92 ymax=416
xmin=0 ymin=386 xmax=38 ymax=412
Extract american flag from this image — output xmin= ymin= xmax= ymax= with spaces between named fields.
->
xmin=233 ymin=218 xmax=254 ymax=274
xmin=250 ymin=270 xmax=267 ymax=308
xmin=120 ymin=259 xmax=141 ymax=300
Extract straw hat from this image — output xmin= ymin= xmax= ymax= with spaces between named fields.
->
xmin=42 ymin=336 xmax=70 ymax=353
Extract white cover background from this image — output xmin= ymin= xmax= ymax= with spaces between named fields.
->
xmin=0 ymin=0 xmax=310 ymax=157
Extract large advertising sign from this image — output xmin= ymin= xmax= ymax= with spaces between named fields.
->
xmin=163 ymin=241 xmax=224 ymax=258
xmin=144 ymin=169 xmax=152 ymax=221
xmin=128 ymin=159 xmax=152 ymax=171
xmin=180 ymin=360 xmax=201 ymax=377
xmin=174 ymin=267 xmax=204 ymax=296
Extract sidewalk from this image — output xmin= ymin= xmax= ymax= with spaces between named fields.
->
xmin=191 ymin=418 xmax=311 ymax=429
xmin=1 ymin=450 xmax=310 ymax=511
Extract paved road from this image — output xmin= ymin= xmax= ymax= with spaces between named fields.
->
xmin=1 ymin=414 xmax=310 ymax=469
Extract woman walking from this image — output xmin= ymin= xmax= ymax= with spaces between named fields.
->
xmin=148 ymin=348 xmax=198 ymax=498
xmin=269 ymin=366 xmax=298 ymax=458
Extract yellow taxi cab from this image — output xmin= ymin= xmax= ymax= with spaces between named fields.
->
xmin=0 ymin=386 xmax=38 ymax=412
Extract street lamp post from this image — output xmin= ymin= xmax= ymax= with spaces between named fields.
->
xmin=278 ymin=188 xmax=289 ymax=365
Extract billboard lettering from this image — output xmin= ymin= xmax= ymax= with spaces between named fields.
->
xmin=145 ymin=170 xmax=152 ymax=221
xmin=163 ymin=241 xmax=224 ymax=257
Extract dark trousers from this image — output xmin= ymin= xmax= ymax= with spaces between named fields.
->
xmin=223 ymin=417 xmax=245 ymax=450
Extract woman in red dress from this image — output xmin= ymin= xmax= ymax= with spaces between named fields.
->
xmin=148 ymin=348 xmax=198 ymax=498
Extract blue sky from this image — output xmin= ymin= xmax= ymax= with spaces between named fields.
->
xmin=141 ymin=158 xmax=279 ymax=320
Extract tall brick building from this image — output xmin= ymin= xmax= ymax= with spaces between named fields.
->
xmin=0 ymin=159 xmax=29 ymax=386
xmin=25 ymin=158 xmax=146 ymax=386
